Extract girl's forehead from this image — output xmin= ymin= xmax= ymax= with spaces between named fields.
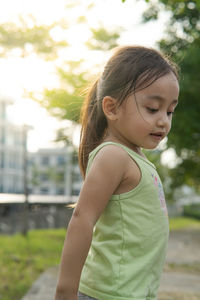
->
xmin=144 ymin=95 xmax=178 ymax=108
xmin=137 ymin=73 xmax=179 ymax=99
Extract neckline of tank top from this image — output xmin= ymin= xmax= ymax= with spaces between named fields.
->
xmin=89 ymin=141 xmax=156 ymax=169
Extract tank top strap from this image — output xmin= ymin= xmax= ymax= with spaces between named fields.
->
xmin=86 ymin=142 xmax=156 ymax=176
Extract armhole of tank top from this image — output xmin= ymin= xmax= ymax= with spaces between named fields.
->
xmin=111 ymin=147 xmax=144 ymax=199
xmin=86 ymin=143 xmax=145 ymax=199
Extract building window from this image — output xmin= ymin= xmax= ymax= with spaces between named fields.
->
xmin=40 ymin=187 xmax=49 ymax=194
xmin=0 ymin=151 xmax=4 ymax=168
xmin=41 ymin=156 xmax=49 ymax=165
xmin=72 ymin=189 xmax=80 ymax=196
xmin=56 ymin=187 xmax=64 ymax=195
xmin=40 ymin=173 xmax=49 ymax=181
xmin=0 ymin=127 xmax=5 ymax=144
xmin=57 ymin=155 xmax=65 ymax=165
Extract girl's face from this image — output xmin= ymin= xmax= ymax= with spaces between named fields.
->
xmin=113 ymin=72 xmax=179 ymax=152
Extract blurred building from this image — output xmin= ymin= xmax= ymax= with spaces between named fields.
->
xmin=0 ymin=95 xmax=27 ymax=193
xmin=0 ymin=94 xmax=82 ymax=196
xmin=28 ymin=147 xmax=82 ymax=196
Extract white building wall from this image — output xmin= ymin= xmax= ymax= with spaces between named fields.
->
xmin=28 ymin=147 xmax=82 ymax=196
xmin=0 ymin=96 xmax=26 ymax=193
xmin=0 ymin=95 xmax=82 ymax=196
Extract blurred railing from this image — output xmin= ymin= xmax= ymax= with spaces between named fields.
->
xmin=0 ymin=194 xmax=78 ymax=235
xmin=0 ymin=193 xmax=78 ymax=204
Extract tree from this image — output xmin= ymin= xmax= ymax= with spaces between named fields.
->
xmin=86 ymin=27 xmax=121 ymax=51
xmin=0 ymin=3 xmax=122 ymax=143
xmin=36 ymin=24 xmax=122 ymax=123
xmin=30 ymin=25 xmax=122 ymax=135
xmin=37 ymin=60 xmax=88 ymax=123
xmin=0 ymin=16 xmax=68 ymax=59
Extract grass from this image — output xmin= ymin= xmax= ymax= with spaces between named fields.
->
xmin=0 ymin=228 xmax=66 ymax=300
xmin=1 ymin=217 xmax=200 ymax=300
xmin=169 ymin=216 xmax=200 ymax=230
xmin=158 ymin=291 xmax=200 ymax=300
xmin=166 ymin=262 xmax=200 ymax=274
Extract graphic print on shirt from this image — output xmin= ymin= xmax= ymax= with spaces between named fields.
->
xmin=151 ymin=173 xmax=168 ymax=217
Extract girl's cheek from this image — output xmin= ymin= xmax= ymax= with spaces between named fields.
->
xmin=143 ymin=113 xmax=155 ymax=122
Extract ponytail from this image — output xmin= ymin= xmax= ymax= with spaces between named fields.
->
xmin=79 ymin=79 xmax=107 ymax=178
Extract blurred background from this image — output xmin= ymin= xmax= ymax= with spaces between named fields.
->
xmin=1 ymin=0 xmax=200 ymax=232
xmin=0 ymin=1 xmax=200 ymax=299
xmin=0 ymin=0 xmax=200 ymax=230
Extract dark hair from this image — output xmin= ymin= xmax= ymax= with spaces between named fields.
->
xmin=79 ymin=45 xmax=179 ymax=177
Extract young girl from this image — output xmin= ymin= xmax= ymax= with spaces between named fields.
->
xmin=55 ymin=46 xmax=179 ymax=300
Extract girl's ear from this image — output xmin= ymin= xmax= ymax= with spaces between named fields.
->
xmin=102 ymin=96 xmax=119 ymax=121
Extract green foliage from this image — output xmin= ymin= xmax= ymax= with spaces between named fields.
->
xmin=0 ymin=229 xmax=66 ymax=300
xmin=40 ymin=61 xmax=89 ymax=123
xmin=165 ymin=38 xmax=200 ymax=193
xmin=47 ymin=167 xmax=65 ymax=184
xmin=40 ymin=25 xmax=122 ymax=123
xmin=183 ymin=204 xmax=200 ymax=220
xmin=55 ymin=127 xmax=74 ymax=144
xmin=143 ymin=0 xmax=200 ymax=34
xmin=37 ymin=25 xmax=121 ymax=123
xmin=43 ymin=88 xmax=83 ymax=123
xmin=142 ymin=3 xmax=159 ymax=22
xmin=122 ymin=0 xmax=150 ymax=2
xmin=0 ymin=3 xmax=122 ymax=143
xmin=29 ymin=165 xmax=40 ymax=187
xmin=0 ymin=17 xmax=68 ymax=59
xmin=168 ymin=41 xmax=200 ymax=152
xmin=86 ymin=27 xmax=121 ymax=51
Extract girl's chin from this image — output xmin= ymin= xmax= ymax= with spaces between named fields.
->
xmin=143 ymin=144 xmax=159 ymax=150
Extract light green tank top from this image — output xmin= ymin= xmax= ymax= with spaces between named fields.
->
xmin=79 ymin=142 xmax=169 ymax=300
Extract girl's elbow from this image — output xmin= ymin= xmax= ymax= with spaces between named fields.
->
xmin=72 ymin=208 xmax=95 ymax=228
xmin=55 ymin=283 xmax=66 ymax=297
xmin=55 ymin=285 xmax=77 ymax=300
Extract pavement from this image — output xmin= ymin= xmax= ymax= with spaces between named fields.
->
xmin=21 ymin=229 xmax=200 ymax=300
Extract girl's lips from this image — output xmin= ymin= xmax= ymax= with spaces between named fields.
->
xmin=150 ymin=133 xmax=164 ymax=140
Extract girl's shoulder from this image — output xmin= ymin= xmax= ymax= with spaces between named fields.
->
xmin=87 ymin=143 xmax=141 ymax=195
xmin=89 ymin=142 xmax=155 ymax=170
xmin=88 ymin=142 xmax=139 ymax=176
xmin=92 ymin=143 xmax=130 ymax=164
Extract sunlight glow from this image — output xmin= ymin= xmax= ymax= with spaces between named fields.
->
xmin=0 ymin=0 xmax=169 ymax=152
xmin=161 ymin=148 xmax=180 ymax=168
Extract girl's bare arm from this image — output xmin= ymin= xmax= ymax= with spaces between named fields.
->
xmin=54 ymin=145 xmax=131 ymax=300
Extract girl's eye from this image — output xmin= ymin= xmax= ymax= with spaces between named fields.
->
xmin=147 ymin=107 xmax=158 ymax=113
xmin=167 ymin=111 xmax=174 ymax=116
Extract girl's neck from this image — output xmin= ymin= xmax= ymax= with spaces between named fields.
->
xmin=102 ymin=136 xmax=145 ymax=158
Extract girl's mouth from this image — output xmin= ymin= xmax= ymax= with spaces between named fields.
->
xmin=150 ymin=132 xmax=164 ymax=140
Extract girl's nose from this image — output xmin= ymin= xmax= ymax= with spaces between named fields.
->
xmin=157 ymin=114 xmax=170 ymax=128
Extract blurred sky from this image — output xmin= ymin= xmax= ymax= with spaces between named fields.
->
xmin=0 ymin=0 xmax=171 ymax=156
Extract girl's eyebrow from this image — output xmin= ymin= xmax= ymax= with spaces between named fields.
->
xmin=146 ymin=95 xmax=178 ymax=105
